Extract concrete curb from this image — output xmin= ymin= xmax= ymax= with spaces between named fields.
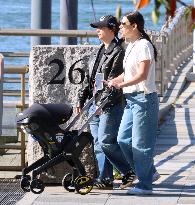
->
xmin=16 ymin=192 xmax=40 ymax=205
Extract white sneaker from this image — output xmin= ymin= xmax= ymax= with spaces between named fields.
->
xmin=126 ymin=187 xmax=153 ymax=195
xmin=152 ymin=171 xmax=160 ymax=182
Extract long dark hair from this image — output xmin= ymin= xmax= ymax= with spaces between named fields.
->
xmin=125 ymin=11 xmax=157 ymax=61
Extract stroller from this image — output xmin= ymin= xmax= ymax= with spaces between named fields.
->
xmin=16 ymin=88 xmax=113 ymax=195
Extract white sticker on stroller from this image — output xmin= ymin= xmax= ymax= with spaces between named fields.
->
xmin=56 ymin=134 xmax=64 ymax=143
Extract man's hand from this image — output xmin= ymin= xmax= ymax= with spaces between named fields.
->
xmin=76 ymin=107 xmax=81 ymax=113
xmin=95 ymin=107 xmax=102 ymax=115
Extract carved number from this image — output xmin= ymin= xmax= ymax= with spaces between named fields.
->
xmin=48 ymin=58 xmax=85 ymax=85
xmin=48 ymin=59 xmax=65 ymax=84
xmin=68 ymin=59 xmax=85 ymax=84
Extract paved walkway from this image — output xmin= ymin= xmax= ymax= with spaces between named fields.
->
xmin=0 ymin=59 xmax=194 ymax=204
xmin=16 ymin=60 xmax=195 ymax=204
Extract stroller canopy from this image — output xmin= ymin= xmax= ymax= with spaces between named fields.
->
xmin=17 ymin=103 xmax=73 ymax=126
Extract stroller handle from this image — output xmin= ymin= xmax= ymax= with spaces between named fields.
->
xmin=63 ymin=87 xmax=118 ymax=135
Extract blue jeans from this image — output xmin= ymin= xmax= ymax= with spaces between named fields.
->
xmin=89 ymin=104 xmax=132 ymax=180
xmin=117 ymin=92 xmax=159 ymax=190
xmin=89 ymin=108 xmax=113 ymax=180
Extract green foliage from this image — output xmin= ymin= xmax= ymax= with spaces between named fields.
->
xmin=152 ymin=8 xmax=160 ymax=24
xmin=116 ymin=4 xmax=122 ymax=22
xmin=184 ymin=6 xmax=192 ymax=20
xmin=192 ymin=24 xmax=195 ymax=30
xmin=115 ymin=0 xmax=193 ymax=27
xmin=151 ymin=0 xmax=165 ymax=24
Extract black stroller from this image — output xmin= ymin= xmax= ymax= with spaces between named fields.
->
xmin=16 ymin=89 xmax=112 ymax=195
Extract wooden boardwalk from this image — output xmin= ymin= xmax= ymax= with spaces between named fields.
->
xmin=152 ymin=81 xmax=195 ymax=205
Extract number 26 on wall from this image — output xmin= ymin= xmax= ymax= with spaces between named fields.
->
xmin=47 ymin=58 xmax=85 ymax=85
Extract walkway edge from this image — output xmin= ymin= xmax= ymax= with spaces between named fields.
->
xmin=16 ymin=192 xmax=40 ymax=205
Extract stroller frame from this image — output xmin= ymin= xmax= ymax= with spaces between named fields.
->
xmin=17 ymin=90 xmax=111 ymax=195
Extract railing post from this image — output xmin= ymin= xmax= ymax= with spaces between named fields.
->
xmin=0 ymin=54 xmax=4 ymax=155
xmin=31 ymin=0 xmax=51 ymax=46
xmin=60 ymin=0 xmax=78 ymax=45
xmin=0 ymin=54 xmax=4 ymax=136
xmin=20 ymin=131 xmax=26 ymax=168
xmin=193 ymin=0 xmax=195 ymax=72
xmin=20 ymin=70 xmax=27 ymax=168
xmin=20 ymin=73 xmax=25 ymax=111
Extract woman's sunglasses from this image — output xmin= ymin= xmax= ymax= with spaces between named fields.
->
xmin=120 ymin=21 xmax=131 ymax=26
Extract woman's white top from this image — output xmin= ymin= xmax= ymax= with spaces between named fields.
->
xmin=123 ymin=38 xmax=156 ymax=94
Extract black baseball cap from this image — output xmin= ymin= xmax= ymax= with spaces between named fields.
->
xmin=90 ymin=15 xmax=119 ymax=29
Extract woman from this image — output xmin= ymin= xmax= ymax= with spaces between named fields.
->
xmin=107 ymin=11 xmax=159 ymax=194
xmin=77 ymin=15 xmax=134 ymax=189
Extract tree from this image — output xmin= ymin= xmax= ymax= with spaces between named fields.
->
xmin=134 ymin=0 xmax=195 ymax=29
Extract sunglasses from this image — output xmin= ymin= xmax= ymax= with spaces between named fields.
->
xmin=120 ymin=21 xmax=130 ymax=26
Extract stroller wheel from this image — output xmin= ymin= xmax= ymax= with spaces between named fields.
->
xmin=20 ymin=177 xmax=31 ymax=192
xmin=74 ymin=176 xmax=93 ymax=195
xmin=62 ymin=173 xmax=75 ymax=192
xmin=30 ymin=179 xmax=45 ymax=194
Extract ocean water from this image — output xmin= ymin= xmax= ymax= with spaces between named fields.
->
xmin=0 ymin=1 xmax=168 ymax=54
xmin=0 ymin=0 xmax=192 ymax=94
xmin=0 ymin=1 xmax=192 ymax=60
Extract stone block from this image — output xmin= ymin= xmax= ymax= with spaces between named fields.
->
xmin=28 ymin=45 xmax=99 ymax=183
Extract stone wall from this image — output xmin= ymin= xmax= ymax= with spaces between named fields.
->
xmin=28 ymin=45 xmax=98 ymax=183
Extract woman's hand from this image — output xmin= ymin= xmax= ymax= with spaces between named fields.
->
xmin=103 ymin=80 xmax=114 ymax=89
xmin=103 ymin=78 xmax=123 ymax=89
xmin=102 ymin=80 xmax=109 ymax=86
xmin=108 ymin=80 xmax=122 ymax=89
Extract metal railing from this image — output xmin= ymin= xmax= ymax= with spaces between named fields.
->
xmin=3 ymin=65 xmax=29 ymax=107
xmin=0 ymin=29 xmax=97 ymax=37
xmin=0 ymin=55 xmax=28 ymax=171
xmin=0 ymin=29 xmax=97 ymax=45
xmin=159 ymin=7 xmax=193 ymax=93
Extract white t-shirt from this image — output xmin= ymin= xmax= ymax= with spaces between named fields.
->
xmin=123 ymin=38 xmax=156 ymax=94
